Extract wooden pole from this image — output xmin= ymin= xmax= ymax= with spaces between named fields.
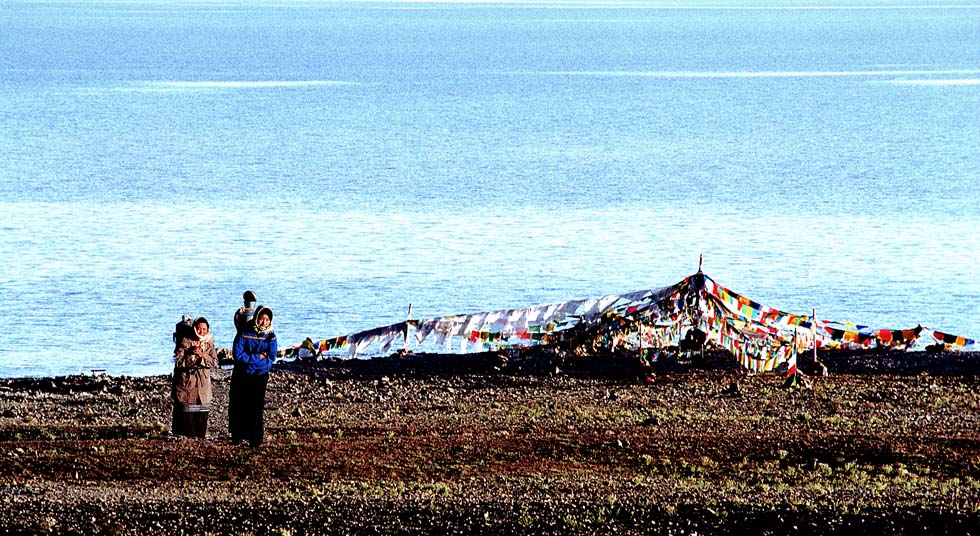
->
xmin=405 ymin=303 xmax=413 ymax=348
xmin=811 ymin=307 xmax=827 ymax=375
xmin=812 ymin=308 xmax=817 ymax=364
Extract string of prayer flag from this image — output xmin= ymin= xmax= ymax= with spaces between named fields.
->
xmin=286 ymin=272 xmax=978 ymax=371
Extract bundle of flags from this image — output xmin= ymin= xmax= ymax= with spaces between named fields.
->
xmin=281 ymin=273 xmax=979 ymax=377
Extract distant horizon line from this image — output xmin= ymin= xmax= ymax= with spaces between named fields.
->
xmin=10 ymin=0 xmax=980 ymax=10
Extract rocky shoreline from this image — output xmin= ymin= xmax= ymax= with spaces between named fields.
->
xmin=2 ymin=349 xmax=980 ymax=534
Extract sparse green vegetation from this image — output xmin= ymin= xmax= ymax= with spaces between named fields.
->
xmin=3 ymin=353 xmax=980 ymax=533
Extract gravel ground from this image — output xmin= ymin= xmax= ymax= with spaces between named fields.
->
xmin=2 ymin=349 xmax=980 ymax=535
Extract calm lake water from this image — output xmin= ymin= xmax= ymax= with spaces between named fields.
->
xmin=1 ymin=0 xmax=978 ymax=377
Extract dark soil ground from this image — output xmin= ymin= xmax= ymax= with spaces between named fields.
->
xmin=2 ymin=348 xmax=980 ymax=535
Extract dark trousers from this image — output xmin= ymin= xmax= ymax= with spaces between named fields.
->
xmin=229 ymin=370 xmax=269 ymax=447
xmin=172 ymin=407 xmax=209 ymax=438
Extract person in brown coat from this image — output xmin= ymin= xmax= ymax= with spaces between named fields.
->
xmin=172 ymin=317 xmax=219 ymax=438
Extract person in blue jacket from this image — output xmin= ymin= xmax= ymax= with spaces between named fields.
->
xmin=230 ymin=304 xmax=277 ymax=447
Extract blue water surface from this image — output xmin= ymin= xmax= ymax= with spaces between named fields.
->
xmin=1 ymin=0 xmax=978 ymax=377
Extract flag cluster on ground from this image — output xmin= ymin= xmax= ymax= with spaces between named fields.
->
xmin=282 ymin=272 xmax=979 ymax=375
